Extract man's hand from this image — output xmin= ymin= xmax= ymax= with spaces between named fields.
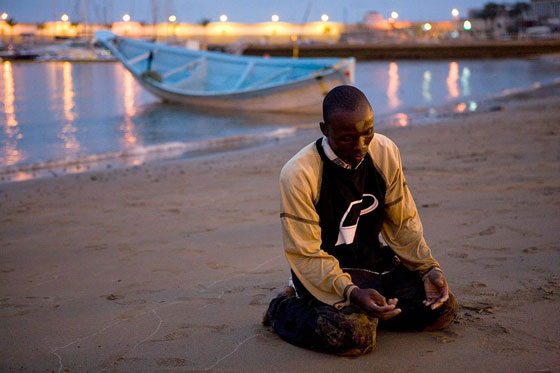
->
xmin=423 ymin=269 xmax=449 ymax=310
xmin=350 ymin=287 xmax=401 ymax=320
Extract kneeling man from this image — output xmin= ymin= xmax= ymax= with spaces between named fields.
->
xmin=264 ymin=85 xmax=458 ymax=356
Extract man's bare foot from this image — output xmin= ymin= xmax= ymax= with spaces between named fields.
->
xmin=277 ymin=286 xmax=296 ymax=297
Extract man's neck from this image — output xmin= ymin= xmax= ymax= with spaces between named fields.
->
xmin=321 ymin=136 xmax=363 ymax=170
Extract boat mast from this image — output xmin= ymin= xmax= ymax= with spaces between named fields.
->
xmin=293 ymin=0 xmax=312 ymax=58
xmin=151 ymin=0 xmax=158 ymax=40
xmin=80 ymin=0 xmax=88 ymax=38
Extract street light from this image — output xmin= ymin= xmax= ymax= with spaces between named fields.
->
xmin=168 ymin=15 xmax=176 ymax=22
xmin=451 ymin=8 xmax=460 ymax=18
xmin=220 ymin=14 xmax=228 ymax=22
xmin=321 ymin=14 xmax=329 ymax=22
xmin=423 ymin=22 xmax=432 ymax=31
xmin=61 ymin=14 xmax=69 ymax=22
xmin=122 ymin=14 xmax=131 ymax=22
xmin=463 ymin=20 xmax=472 ymax=31
xmin=391 ymin=11 xmax=399 ymax=20
xmin=271 ymin=14 xmax=279 ymax=22
xmin=1 ymin=12 xmax=8 ymax=21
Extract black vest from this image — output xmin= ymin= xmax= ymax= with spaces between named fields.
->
xmin=291 ymin=139 xmax=391 ymax=298
xmin=314 ymin=138 xmax=387 ymax=270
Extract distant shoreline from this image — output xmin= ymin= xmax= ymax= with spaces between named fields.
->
xmin=241 ymin=39 xmax=560 ymax=60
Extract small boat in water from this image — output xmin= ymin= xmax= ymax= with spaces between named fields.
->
xmin=0 ymin=48 xmax=39 ymax=61
xmin=95 ymin=31 xmax=354 ymax=113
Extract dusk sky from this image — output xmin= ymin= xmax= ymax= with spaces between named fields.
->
xmin=2 ymin=0 xmax=491 ymax=24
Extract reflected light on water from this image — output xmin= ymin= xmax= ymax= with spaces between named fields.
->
xmin=387 ymin=62 xmax=402 ymax=109
xmin=461 ymin=67 xmax=471 ymax=96
xmin=422 ymin=71 xmax=432 ymax=103
xmin=446 ymin=62 xmax=459 ymax=98
xmin=122 ymin=70 xmax=139 ymax=147
xmin=2 ymin=61 xmax=24 ymax=168
xmin=61 ymin=62 xmax=80 ymax=151
xmin=3 ymin=62 xmax=18 ymax=131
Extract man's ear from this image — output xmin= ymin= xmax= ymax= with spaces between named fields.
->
xmin=319 ymin=122 xmax=329 ymax=137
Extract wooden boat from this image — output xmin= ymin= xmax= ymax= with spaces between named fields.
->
xmin=95 ymin=31 xmax=354 ymax=113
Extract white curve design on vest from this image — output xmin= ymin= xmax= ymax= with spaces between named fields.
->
xmin=335 ymin=194 xmax=379 ymax=246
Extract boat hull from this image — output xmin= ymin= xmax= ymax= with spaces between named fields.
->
xmin=135 ymin=61 xmax=353 ymax=113
xmin=96 ymin=31 xmax=355 ymax=113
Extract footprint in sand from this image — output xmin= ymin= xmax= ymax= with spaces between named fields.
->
xmin=205 ymin=262 xmax=232 ymax=270
xmin=478 ymin=226 xmax=496 ymax=236
xmin=448 ymin=251 xmax=469 ymax=259
xmin=249 ymin=293 xmax=269 ymax=306
xmin=156 ymin=358 xmax=192 ymax=367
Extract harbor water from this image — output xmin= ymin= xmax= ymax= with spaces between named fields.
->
xmin=1 ymin=56 xmax=560 ymax=182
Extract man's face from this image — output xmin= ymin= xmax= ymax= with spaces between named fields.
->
xmin=321 ymin=104 xmax=374 ymax=167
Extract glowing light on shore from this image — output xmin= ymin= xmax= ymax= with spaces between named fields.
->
xmin=387 ymin=62 xmax=402 ymax=109
xmin=463 ymin=20 xmax=472 ymax=30
xmin=423 ymin=23 xmax=432 ymax=31
xmin=271 ymin=14 xmax=279 ymax=22
xmin=1 ymin=13 xmax=8 ymax=20
xmin=452 ymin=8 xmax=460 ymax=18
xmin=321 ymin=14 xmax=329 ymax=22
xmin=391 ymin=11 xmax=399 ymax=20
xmin=393 ymin=113 xmax=409 ymax=127
xmin=168 ymin=15 xmax=176 ymax=22
xmin=61 ymin=14 xmax=69 ymax=22
xmin=447 ymin=61 xmax=459 ymax=98
xmin=220 ymin=14 xmax=228 ymax=22
xmin=455 ymin=102 xmax=467 ymax=113
xmin=122 ymin=14 xmax=131 ymax=22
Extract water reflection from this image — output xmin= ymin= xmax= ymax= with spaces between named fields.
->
xmin=60 ymin=62 xmax=80 ymax=152
xmin=447 ymin=62 xmax=459 ymax=98
xmin=2 ymin=58 xmax=555 ymax=183
xmin=422 ymin=71 xmax=432 ymax=103
xmin=122 ymin=70 xmax=139 ymax=147
xmin=387 ymin=62 xmax=402 ymax=109
xmin=461 ymin=67 xmax=471 ymax=97
xmin=2 ymin=61 xmax=23 ymax=167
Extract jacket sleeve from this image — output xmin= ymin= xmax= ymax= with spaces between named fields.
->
xmin=375 ymin=136 xmax=440 ymax=274
xmin=280 ymin=150 xmax=357 ymax=309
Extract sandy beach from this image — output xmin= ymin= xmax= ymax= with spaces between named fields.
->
xmin=1 ymin=83 xmax=559 ymax=371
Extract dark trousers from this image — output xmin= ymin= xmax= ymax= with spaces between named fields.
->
xmin=265 ymin=265 xmax=458 ymax=356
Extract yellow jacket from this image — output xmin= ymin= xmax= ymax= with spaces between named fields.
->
xmin=280 ymin=133 xmax=440 ymax=309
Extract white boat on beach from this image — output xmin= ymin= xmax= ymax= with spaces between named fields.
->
xmin=95 ymin=31 xmax=355 ymax=113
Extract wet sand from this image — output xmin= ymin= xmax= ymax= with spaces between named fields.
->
xmin=1 ymin=84 xmax=559 ymax=371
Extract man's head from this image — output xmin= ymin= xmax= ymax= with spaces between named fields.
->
xmin=320 ymin=85 xmax=374 ymax=167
